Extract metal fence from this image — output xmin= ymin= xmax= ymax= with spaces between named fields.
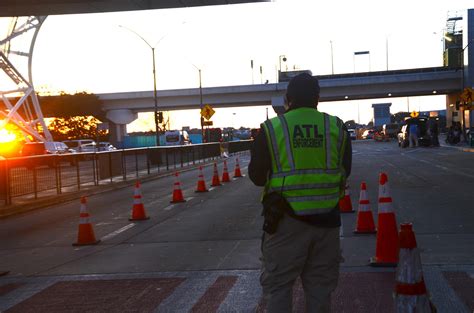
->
xmin=0 ymin=140 xmax=252 ymax=206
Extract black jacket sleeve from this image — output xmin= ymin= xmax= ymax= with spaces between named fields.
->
xmin=248 ymin=128 xmax=271 ymax=186
xmin=341 ymin=124 xmax=352 ymax=178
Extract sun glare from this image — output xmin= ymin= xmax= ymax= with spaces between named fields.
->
xmin=0 ymin=128 xmax=17 ymax=143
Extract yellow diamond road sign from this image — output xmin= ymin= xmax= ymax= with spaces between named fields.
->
xmin=200 ymin=104 xmax=215 ymax=120
xmin=410 ymin=111 xmax=419 ymax=118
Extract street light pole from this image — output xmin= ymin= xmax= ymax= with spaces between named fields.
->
xmin=119 ymin=25 xmax=161 ymax=146
xmin=198 ymin=68 xmax=204 ymax=142
xmin=152 ymin=47 xmax=160 ymax=146
xmin=190 ymin=63 xmax=205 ymax=142
xmin=330 ymin=41 xmax=334 ymax=74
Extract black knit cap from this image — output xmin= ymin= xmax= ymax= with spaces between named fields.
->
xmin=286 ymin=73 xmax=320 ymax=108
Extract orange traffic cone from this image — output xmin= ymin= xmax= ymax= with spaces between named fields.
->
xmin=211 ymin=162 xmax=221 ymax=187
xmin=234 ymin=157 xmax=243 ymax=178
xmin=221 ymin=160 xmax=231 ymax=183
xmin=73 ymin=196 xmax=100 ymax=246
xmin=354 ymin=182 xmax=376 ymax=234
xmin=394 ymin=223 xmax=436 ymax=312
xmin=170 ymin=172 xmax=186 ymax=203
xmin=129 ymin=181 xmax=149 ymax=221
xmin=195 ymin=166 xmax=209 ymax=193
xmin=370 ymin=172 xmax=399 ymax=267
xmin=339 ymin=183 xmax=354 ymax=213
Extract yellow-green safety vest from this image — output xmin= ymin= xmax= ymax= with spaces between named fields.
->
xmin=262 ymin=107 xmax=347 ymax=216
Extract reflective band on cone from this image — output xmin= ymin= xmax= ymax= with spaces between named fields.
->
xmin=222 ymin=160 xmax=230 ymax=183
xmin=211 ymin=162 xmax=221 ymax=187
xmin=354 ymin=182 xmax=376 ymax=234
xmin=73 ymin=196 xmax=100 ymax=246
xmin=130 ymin=181 xmax=149 ymax=221
xmin=195 ymin=166 xmax=209 ymax=192
xmin=370 ymin=173 xmax=398 ymax=267
xmin=170 ymin=172 xmax=186 ymax=203
xmin=339 ymin=183 xmax=354 ymax=213
xmin=394 ymin=223 xmax=435 ymax=313
xmin=234 ymin=158 xmax=243 ymax=178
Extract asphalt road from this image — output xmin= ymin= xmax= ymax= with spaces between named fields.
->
xmin=0 ymin=141 xmax=473 ymax=312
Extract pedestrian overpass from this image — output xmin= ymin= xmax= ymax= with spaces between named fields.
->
xmin=99 ymin=66 xmax=463 ymax=142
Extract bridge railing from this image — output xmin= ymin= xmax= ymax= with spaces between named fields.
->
xmin=0 ymin=140 xmax=252 ymax=207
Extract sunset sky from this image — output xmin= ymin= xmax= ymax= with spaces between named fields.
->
xmin=1 ymin=0 xmax=473 ymax=132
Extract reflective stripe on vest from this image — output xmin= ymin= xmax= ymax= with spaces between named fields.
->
xmin=262 ymin=108 xmax=346 ymax=216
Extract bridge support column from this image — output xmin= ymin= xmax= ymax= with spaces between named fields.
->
xmin=446 ymin=93 xmax=460 ymax=128
xmin=105 ymin=109 xmax=138 ymax=148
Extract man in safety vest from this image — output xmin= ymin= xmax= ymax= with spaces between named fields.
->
xmin=249 ymin=73 xmax=352 ymax=312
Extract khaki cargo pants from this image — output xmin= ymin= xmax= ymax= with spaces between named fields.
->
xmin=260 ymin=214 xmax=341 ymax=313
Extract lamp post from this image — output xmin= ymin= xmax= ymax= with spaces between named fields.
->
xmin=190 ymin=63 xmax=204 ymax=142
xmin=119 ymin=25 xmax=162 ymax=146
xmin=330 ymin=41 xmax=334 ymax=74
xmin=119 ymin=22 xmax=185 ymax=146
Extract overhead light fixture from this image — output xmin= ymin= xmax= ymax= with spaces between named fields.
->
xmin=344 ymin=96 xmax=349 ymax=99
xmin=388 ymin=93 xmax=392 ymax=97
xmin=433 ymin=90 xmax=437 ymax=94
xmin=449 ymin=103 xmax=454 ymax=107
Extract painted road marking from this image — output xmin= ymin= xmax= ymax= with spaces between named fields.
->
xmin=101 ymin=223 xmax=135 ymax=241
xmin=163 ymin=205 xmax=174 ymax=211
xmin=410 ymin=156 xmax=474 ymax=179
xmin=164 ymin=197 xmax=194 ymax=211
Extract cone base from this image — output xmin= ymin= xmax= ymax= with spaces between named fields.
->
xmin=0 ymin=271 xmax=9 ymax=276
xmin=211 ymin=183 xmax=222 ymax=187
xmin=353 ymin=230 xmax=377 ymax=234
xmin=73 ymin=239 xmax=101 ymax=246
xmin=195 ymin=189 xmax=209 ymax=193
xmin=129 ymin=216 xmax=150 ymax=221
xmin=369 ymin=256 xmax=397 ymax=267
xmin=170 ymin=199 xmax=186 ymax=203
xmin=222 ymin=179 xmax=230 ymax=183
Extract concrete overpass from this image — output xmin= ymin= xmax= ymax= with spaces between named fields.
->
xmin=100 ymin=66 xmax=464 ymax=140
xmin=100 ymin=67 xmax=463 ymax=113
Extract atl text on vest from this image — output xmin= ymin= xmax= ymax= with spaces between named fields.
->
xmin=293 ymin=125 xmax=323 ymax=148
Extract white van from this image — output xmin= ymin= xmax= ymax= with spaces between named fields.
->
xmin=164 ymin=130 xmax=191 ymax=146
xmin=63 ymin=139 xmax=97 ymax=152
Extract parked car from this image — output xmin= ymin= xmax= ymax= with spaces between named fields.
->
xmin=21 ymin=141 xmax=75 ymax=168
xmin=21 ymin=141 xmax=72 ymax=156
xmin=362 ymin=129 xmax=374 ymax=139
xmin=97 ymin=142 xmax=117 ymax=151
xmin=63 ymin=139 xmax=97 ymax=152
xmin=397 ymin=117 xmax=431 ymax=148
xmin=347 ymin=129 xmax=357 ymax=140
